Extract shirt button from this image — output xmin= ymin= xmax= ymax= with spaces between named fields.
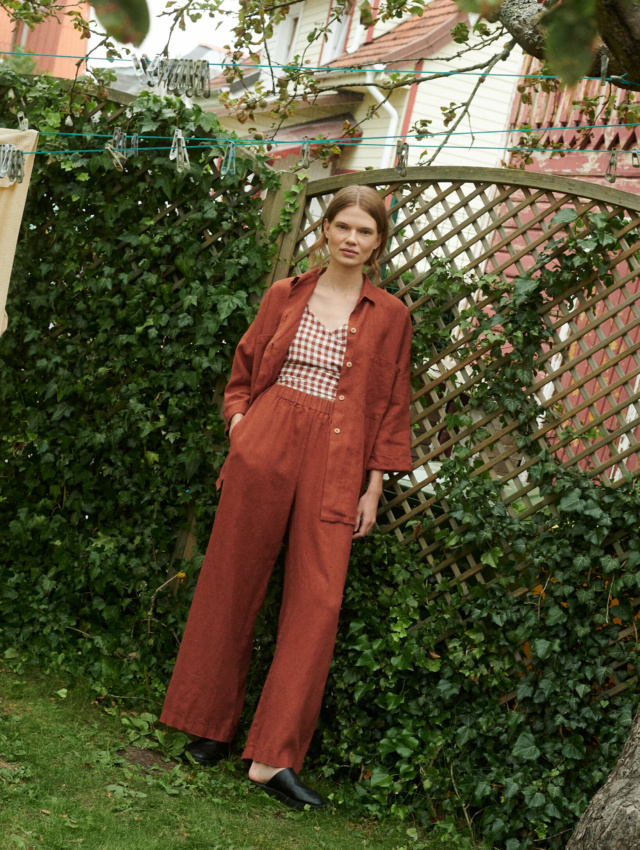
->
xmin=338 ymin=394 xmax=345 ymax=401
xmin=346 ymin=361 xmax=352 ymax=368
xmin=334 ymin=427 xmax=341 ymax=434
xmin=350 ymin=327 xmax=356 ymax=334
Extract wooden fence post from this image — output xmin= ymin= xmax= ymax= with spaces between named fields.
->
xmin=260 ymin=172 xmax=309 ymax=285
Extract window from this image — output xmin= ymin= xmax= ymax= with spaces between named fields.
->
xmin=273 ymin=9 xmax=303 ymax=65
xmin=324 ymin=1 xmax=353 ymax=63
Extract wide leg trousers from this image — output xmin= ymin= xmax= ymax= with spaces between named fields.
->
xmin=160 ymin=384 xmax=357 ymax=773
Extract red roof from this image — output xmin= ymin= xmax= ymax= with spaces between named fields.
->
xmin=328 ymin=0 xmax=464 ymax=68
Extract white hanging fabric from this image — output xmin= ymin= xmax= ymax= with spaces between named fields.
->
xmin=0 ymin=127 xmax=39 ymax=336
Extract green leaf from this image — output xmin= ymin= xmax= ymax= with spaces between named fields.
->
xmin=531 ymin=638 xmax=552 ymax=660
xmin=513 ymin=277 xmax=539 ymax=301
xmin=385 ymin=692 xmax=404 ymax=711
xmin=369 ymin=766 xmax=394 ymax=788
xmin=562 ymin=740 xmax=584 ymax=760
xmin=551 ymin=208 xmax=579 ymax=226
xmin=546 ymin=605 xmax=567 ymax=626
xmin=92 ymin=0 xmax=150 ymax=46
xmin=359 ymin=0 xmax=375 ymax=26
xmin=512 ymin=730 xmax=541 ymax=761
xmin=558 ymin=488 xmax=584 ymax=512
xmin=543 ymin=0 xmax=598 ymax=87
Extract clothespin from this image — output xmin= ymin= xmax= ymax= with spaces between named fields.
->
xmin=163 ymin=58 xmax=179 ymax=91
xmin=184 ymin=60 xmax=197 ymax=98
xmin=220 ymin=141 xmax=236 ymax=177
xmin=105 ymin=126 xmax=128 ymax=171
xmin=8 ymin=148 xmax=24 ymax=183
xmin=175 ymin=60 xmax=190 ymax=96
xmin=0 ymin=145 xmax=24 ymax=184
xmin=17 ymin=111 xmax=28 ymax=131
xmin=132 ymin=54 xmax=149 ymax=83
xmin=197 ymin=59 xmax=211 ymax=98
xmin=297 ymin=138 xmax=311 ymax=170
xmin=146 ymin=55 xmax=165 ymax=88
xmin=600 ymin=53 xmax=609 ymax=87
xmin=632 ymin=148 xmax=640 ymax=169
xmin=170 ymin=128 xmax=190 ymax=173
xmin=395 ymin=140 xmax=408 ymax=176
xmin=128 ymin=133 xmax=139 ymax=158
xmin=0 ymin=144 xmax=13 ymax=178
xmin=605 ymin=149 xmax=618 ymax=183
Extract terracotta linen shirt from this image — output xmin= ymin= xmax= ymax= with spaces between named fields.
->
xmin=221 ymin=269 xmax=413 ymax=524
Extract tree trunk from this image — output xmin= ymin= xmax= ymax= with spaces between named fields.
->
xmin=567 ymin=702 xmax=640 ymax=849
xmin=597 ymin=0 xmax=640 ymax=82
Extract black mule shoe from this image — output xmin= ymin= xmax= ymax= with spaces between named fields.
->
xmin=182 ymin=737 xmax=231 ymax=766
xmin=251 ymin=767 xmax=327 ymax=810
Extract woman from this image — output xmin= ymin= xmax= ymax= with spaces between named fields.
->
xmin=160 ymin=185 xmax=413 ymax=810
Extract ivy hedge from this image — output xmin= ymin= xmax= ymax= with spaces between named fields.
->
xmin=2 ymin=69 xmax=640 ymax=850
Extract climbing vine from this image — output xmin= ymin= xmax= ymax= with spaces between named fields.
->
xmin=1 ymin=71 xmax=640 ymax=849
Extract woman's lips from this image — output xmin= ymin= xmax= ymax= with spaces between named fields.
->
xmin=341 ymin=249 xmax=358 ymax=256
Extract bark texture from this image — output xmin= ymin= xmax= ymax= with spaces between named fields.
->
xmin=494 ymin=0 xmax=546 ymax=59
xmin=567 ymin=703 xmax=640 ymax=850
xmin=597 ymin=0 xmax=640 ymax=82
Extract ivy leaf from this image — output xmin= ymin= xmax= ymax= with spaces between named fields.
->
xmin=513 ymin=277 xmax=539 ymax=302
xmin=512 ymin=730 xmax=541 ymax=761
xmin=531 ymin=638 xmax=552 ymax=660
xmin=437 ymin=679 xmax=461 ymax=699
xmin=354 ymin=681 xmax=372 ymax=703
xmin=558 ymin=488 xmax=584 ymax=513
xmin=546 ymin=605 xmax=567 ymax=626
xmin=562 ymin=740 xmax=585 ymax=760
xmin=385 ymin=692 xmax=404 ymax=711
xmin=369 ymin=766 xmax=394 ymax=788
xmin=551 ymin=208 xmax=579 ymax=226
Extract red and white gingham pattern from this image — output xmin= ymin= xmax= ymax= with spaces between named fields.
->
xmin=276 ymin=305 xmax=348 ymax=401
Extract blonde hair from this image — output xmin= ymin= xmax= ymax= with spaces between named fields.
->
xmin=308 ymin=186 xmax=389 ymax=282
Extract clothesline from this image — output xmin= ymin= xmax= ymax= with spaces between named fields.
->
xmin=1 ymin=49 xmax=637 ymax=86
xmin=27 ymin=123 xmax=640 ymax=143
xmin=22 ymin=142 xmax=640 ymax=156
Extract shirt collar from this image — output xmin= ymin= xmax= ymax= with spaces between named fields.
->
xmin=290 ymin=268 xmax=382 ymax=305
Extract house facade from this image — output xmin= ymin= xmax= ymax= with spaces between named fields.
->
xmin=206 ymin=0 xmax=524 ymax=175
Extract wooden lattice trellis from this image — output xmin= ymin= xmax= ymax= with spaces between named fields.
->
xmin=272 ymin=167 xmax=640 ymax=657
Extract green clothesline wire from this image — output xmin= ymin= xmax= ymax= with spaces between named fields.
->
xmin=28 ymin=122 xmax=640 ymax=143
xmin=21 ymin=142 xmax=638 ymax=155
xmin=0 ymin=49 xmax=637 ymax=85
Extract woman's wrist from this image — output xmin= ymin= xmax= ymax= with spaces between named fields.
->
xmin=229 ymin=413 xmax=244 ymax=433
xmin=367 ymin=469 xmax=384 ymax=495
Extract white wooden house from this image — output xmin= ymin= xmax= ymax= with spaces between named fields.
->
xmin=205 ymin=0 xmax=524 ymax=175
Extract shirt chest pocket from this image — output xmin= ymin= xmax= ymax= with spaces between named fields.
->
xmin=363 ymin=354 xmax=398 ymax=421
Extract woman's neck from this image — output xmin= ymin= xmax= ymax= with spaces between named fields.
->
xmin=318 ymin=259 xmax=365 ymax=295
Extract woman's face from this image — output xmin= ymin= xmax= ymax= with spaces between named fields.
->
xmin=323 ymin=204 xmax=382 ymax=270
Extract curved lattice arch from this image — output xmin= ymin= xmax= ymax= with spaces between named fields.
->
xmin=266 ymin=167 xmax=640 ymax=623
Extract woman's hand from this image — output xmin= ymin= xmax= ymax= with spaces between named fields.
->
xmin=353 ymin=470 xmax=383 ymax=539
xmin=229 ymin=413 xmax=245 ymax=437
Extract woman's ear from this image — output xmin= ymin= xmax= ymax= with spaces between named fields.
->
xmin=323 ymin=218 xmax=330 ymax=238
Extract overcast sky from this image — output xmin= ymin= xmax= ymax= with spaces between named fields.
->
xmin=89 ymin=0 xmax=239 ymax=65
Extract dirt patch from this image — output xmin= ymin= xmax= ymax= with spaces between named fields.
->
xmin=0 ymin=759 xmax=19 ymax=770
xmin=117 ymin=746 xmax=178 ymax=772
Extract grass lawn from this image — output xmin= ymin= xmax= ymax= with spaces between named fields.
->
xmin=0 ymin=667 xmax=463 ymax=850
